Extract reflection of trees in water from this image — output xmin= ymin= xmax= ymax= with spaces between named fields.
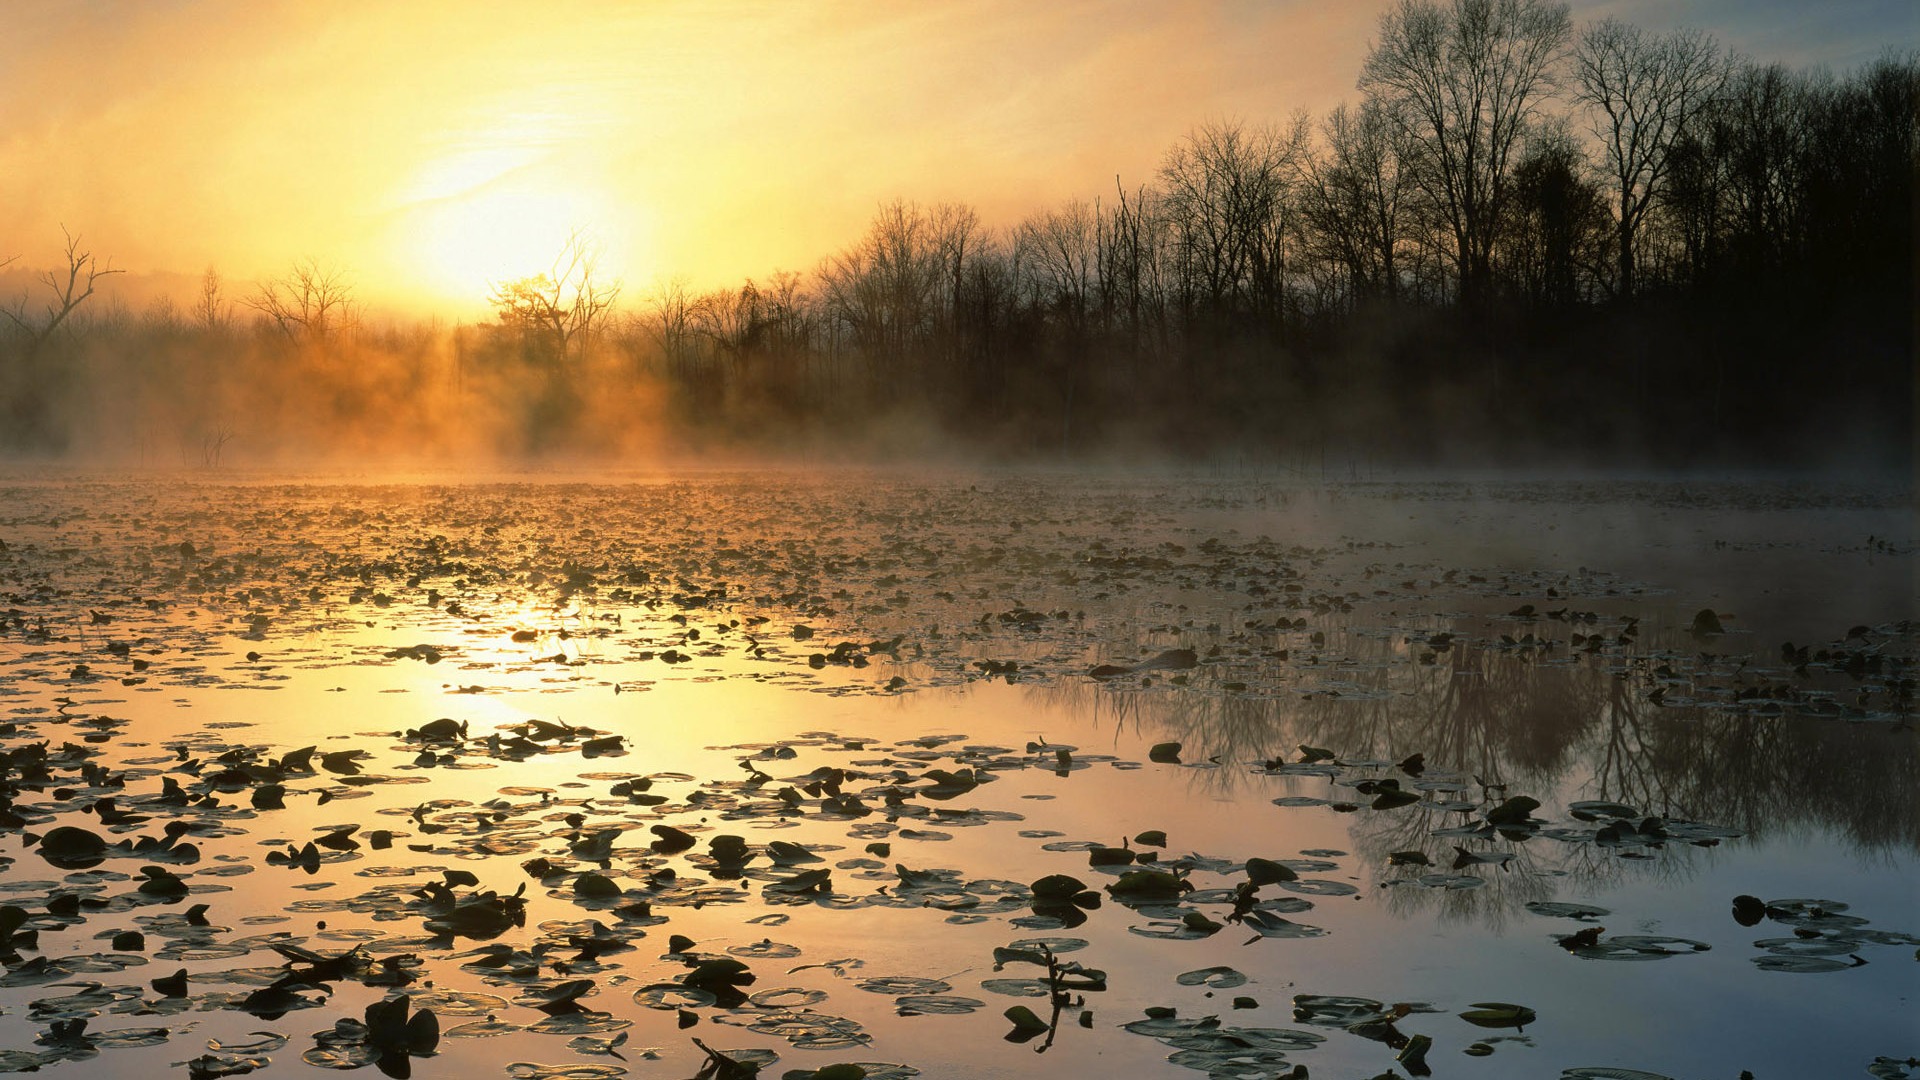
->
xmin=1292 ymin=643 xmax=1603 ymax=788
xmin=1016 ymin=630 xmax=1918 ymax=925
xmin=1622 ymin=701 xmax=1919 ymax=853
xmin=1347 ymin=790 xmax=1706 ymax=931
xmin=1064 ymin=636 xmax=1916 ymax=853
xmin=1032 ymin=672 xmax=1302 ymax=794
xmin=1035 ymin=639 xmax=1615 ymax=793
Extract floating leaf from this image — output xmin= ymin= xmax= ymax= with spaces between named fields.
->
xmin=1003 ymin=1005 xmax=1049 ymax=1033
xmin=1244 ymin=859 xmax=1297 ymax=885
xmin=1460 ymin=1002 xmax=1536 ymax=1028
xmin=650 ymin=826 xmax=697 ymax=854
xmin=1526 ymin=901 xmax=1609 ymax=921
xmin=767 ymin=842 xmax=821 ymax=865
xmin=856 ymin=977 xmax=950 ymax=996
xmin=38 ymin=827 xmax=109 ymax=869
xmin=1371 ymin=789 xmax=1421 ymax=810
xmin=1241 ymin=910 xmax=1326 ymax=940
xmin=1108 ymin=870 xmax=1186 ymax=901
xmin=1485 ymin=797 xmax=1541 ymax=826
xmin=1568 ymin=936 xmax=1711 ymax=962
xmin=504 ymin=1065 xmax=630 ymax=1080
xmin=893 ymin=995 xmax=983 ymax=1015
xmin=1568 ymin=801 xmax=1639 ymax=820
xmin=574 ymin=874 xmax=622 ymax=898
xmin=1751 ymin=954 xmax=1863 ymax=973
xmin=1029 ymin=875 xmax=1090 ymax=902
xmin=1414 ymin=873 xmax=1485 ymax=890
xmin=1175 ymin=966 xmax=1247 ymax=989
xmin=685 ymin=959 xmax=756 ymax=997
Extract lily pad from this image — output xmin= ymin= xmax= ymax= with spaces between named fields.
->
xmin=1460 ymin=1002 xmax=1536 ymax=1028
xmin=1175 ymin=966 xmax=1248 ymax=989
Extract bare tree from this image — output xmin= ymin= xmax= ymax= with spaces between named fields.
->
xmin=1016 ymin=199 xmax=1101 ymax=323
xmin=758 ymin=270 xmax=815 ymax=381
xmin=928 ymin=202 xmax=981 ymax=369
xmin=1361 ymin=0 xmax=1573 ymax=309
xmin=489 ymin=231 xmax=621 ymax=367
xmin=1098 ymin=177 xmax=1172 ymax=374
xmin=1 ymin=227 xmax=123 ymax=354
xmin=1157 ymin=119 xmax=1308 ymax=321
xmin=1017 ymin=198 xmax=1107 ymax=445
xmin=194 ymin=266 xmax=232 ymax=334
xmin=639 ymin=275 xmax=702 ymax=381
xmin=1305 ymin=99 xmax=1416 ymax=306
xmin=1500 ymin=125 xmax=1613 ymax=307
xmin=141 ymin=294 xmax=184 ymax=335
xmin=1719 ymin=62 xmax=1820 ymax=274
xmin=693 ymin=279 xmax=764 ymax=382
xmin=817 ymin=200 xmax=948 ymax=390
xmin=1574 ymin=18 xmax=1724 ymax=297
xmin=246 ymin=258 xmax=355 ymax=343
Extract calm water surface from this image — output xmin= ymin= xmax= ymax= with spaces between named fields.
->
xmin=0 ymin=471 xmax=1911 ymax=1080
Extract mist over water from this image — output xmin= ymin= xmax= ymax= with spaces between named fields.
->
xmin=0 ymin=3 xmax=1913 ymax=1078
xmin=0 ymin=470 xmax=1911 ymax=1078
xmin=1 ymin=43 xmax=1912 ymax=472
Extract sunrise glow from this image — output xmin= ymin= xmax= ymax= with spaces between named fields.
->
xmin=401 ymin=178 xmax=625 ymax=301
xmin=0 ymin=9 xmax=1909 ymax=1074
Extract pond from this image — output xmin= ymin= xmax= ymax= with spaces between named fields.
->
xmin=0 ymin=469 xmax=1911 ymax=1080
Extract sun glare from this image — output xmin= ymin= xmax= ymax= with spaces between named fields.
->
xmin=391 ymin=132 xmax=641 ymax=307
xmin=407 ymin=185 xmax=610 ymax=302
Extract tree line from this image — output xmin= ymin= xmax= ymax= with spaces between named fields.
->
xmin=2 ymin=0 xmax=1912 ymax=466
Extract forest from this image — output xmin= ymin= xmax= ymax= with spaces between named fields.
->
xmin=1 ymin=0 xmax=1913 ymax=468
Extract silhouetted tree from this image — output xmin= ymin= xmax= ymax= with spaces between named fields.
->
xmin=1304 ymin=100 xmax=1415 ymax=307
xmin=0 ymin=227 xmax=123 ymax=357
xmin=1016 ymin=199 xmax=1104 ymax=446
xmin=1500 ymin=128 xmax=1611 ymax=307
xmin=1157 ymin=119 xmax=1309 ymax=324
xmin=1361 ymin=0 xmax=1573 ymax=310
xmin=639 ymin=276 xmax=703 ymax=383
xmin=818 ymin=200 xmax=949 ymax=397
xmin=488 ymin=231 xmax=620 ymax=367
xmin=194 ymin=266 xmax=232 ymax=335
xmin=1573 ymin=18 xmax=1724 ymax=298
xmin=247 ymin=257 xmax=355 ymax=343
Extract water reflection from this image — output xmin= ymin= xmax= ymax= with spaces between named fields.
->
xmin=0 ymin=473 xmax=1911 ymax=1080
xmin=1022 ymin=613 xmax=1915 ymax=928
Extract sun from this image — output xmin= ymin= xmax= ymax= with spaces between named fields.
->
xmin=409 ymin=186 xmax=604 ymax=301
xmin=391 ymin=147 xmax=635 ymax=306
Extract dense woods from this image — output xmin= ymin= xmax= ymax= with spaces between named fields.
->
xmin=2 ymin=0 xmax=1912 ymax=467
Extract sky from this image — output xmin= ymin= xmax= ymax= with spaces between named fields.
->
xmin=0 ymin=0 xmax=1911 ymax=317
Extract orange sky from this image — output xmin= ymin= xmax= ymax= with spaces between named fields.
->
xmin=0 ymin=0 xmax=1907 ymax=316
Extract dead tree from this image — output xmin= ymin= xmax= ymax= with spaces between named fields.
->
xmin=245 ymin=258 xmax=355 ymax=343
xmin=1 ymin=228 xmax=123 ymax=355
xmin=194 ymin=266 xmax=232 ymax=333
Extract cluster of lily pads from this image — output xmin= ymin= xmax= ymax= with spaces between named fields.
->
xmin=0 ymin=475 xmax=1911 ymax=1079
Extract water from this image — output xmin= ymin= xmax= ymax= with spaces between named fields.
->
xmin=0 ymin=470 xmax=1911 ymax=1080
